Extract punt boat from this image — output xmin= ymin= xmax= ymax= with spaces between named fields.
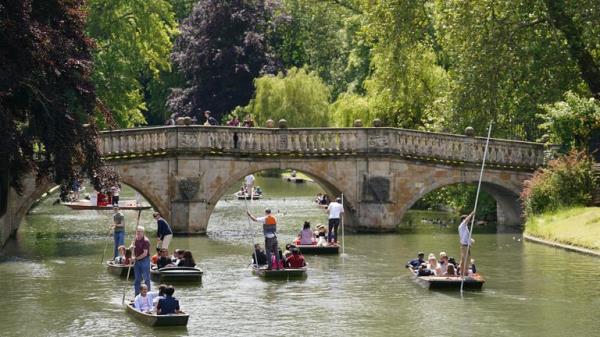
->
xmin=251 ymin=266 xmax=307 ymax=280
xmin=125 ymin=302 xmax=189 ymax=327
xmin=150 ymin=266 xmax=203 ymax=283
xmin=106 ymin=261 xmax=132 ymax=277
xmin=297 ymin=244 xmax=339 ymax=255
xmin=408 ymin=268 xmax=485 ymax=290
xmin=234 ymin=191 xmax=263 ymax=200
xmin=62 ymin=200 xmax=152 ymax=211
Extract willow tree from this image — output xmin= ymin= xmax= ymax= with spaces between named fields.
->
xmin=169 ymin=0 xmax=279 ymax=123
xmin=0 ymin=0 xmax=104 ymax=193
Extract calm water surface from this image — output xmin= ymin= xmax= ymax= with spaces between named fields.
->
xmin=1 ymin=177 xmax=599 ymax=336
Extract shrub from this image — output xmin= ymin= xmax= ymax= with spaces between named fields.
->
xmin=521 ymin=150 xmax=596 ymax=216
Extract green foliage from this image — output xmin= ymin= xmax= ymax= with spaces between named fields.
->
xmin=243 ymin=67 xmax=330 ymax=127
xmin=539 ymin=91 xmax=600 ymax=151
xmin=521 ymin=151 xmax=596 ymax=216
xmin=86 ymin=0 xmax=178 ymax=128
xmin=412 ymin=184 xmax=497 ymax=221
xmin=330 ymin=93 xmax=371 ymax=127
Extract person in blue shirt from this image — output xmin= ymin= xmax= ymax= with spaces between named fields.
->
xmin=405 ymin=252 xmax=425 ymax=269
xmin=154 ymin=212 xmax=173 ymax=250
xmin=157 ymin=286 xmax=181 ymax=315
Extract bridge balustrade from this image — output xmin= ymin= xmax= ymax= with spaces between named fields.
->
xmin=99 ymin=126 xmax=546 ymax=169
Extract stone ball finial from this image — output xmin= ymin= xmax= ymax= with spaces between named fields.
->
xmin=265 ymin=119 xmax=275 ymax=128
xmin=183 ymin=116 xmax=192 ymax=126
xmin=175 ymin=117 xmax=186 ymax=125
xmin=465 ymin=126 xmax=475 ymax=137
xmin=540 ymin=134 xmax=550 ymax=143
xmin=278 ymin=119 xmax=288 ymax=129
xmin=353 ymin=119 xmax=363 ymax=127
xmin=373 ymin=118 xmax=383 ymax=127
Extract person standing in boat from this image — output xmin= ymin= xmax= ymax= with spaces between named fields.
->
xmin=111 ymin=206 xmax=125 ymax=259
xmin=326 ymin=197 xmax=344 ymax=244
xmin=247 ymin=208 xmax=281 ymax=270
xmin=458 ymin=212 xmax=475 ymax=276
xmin=154 ymin=212 xmax=173 ymax=250
xmin=132 ymin=226 xmax=151 ymax=295
xmin=245 ymin=174 xmax=255 ymax=197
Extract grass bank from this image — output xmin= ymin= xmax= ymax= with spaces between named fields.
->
xmin=525 ymin=207 xmax=600 ymax=251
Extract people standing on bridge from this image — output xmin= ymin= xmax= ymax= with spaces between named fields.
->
xmin=111 ymin=206 xmax=125 ymax=259
xmin=247 ymin=208 xmax=281 ymax=270
xmin=132 ymin=226 xmax=151 ymax=296
xmin=154 ymin=212 xmax=173 ymax=250
xmin=326 ymin=197 xmax=344 ymax=244
xmin=458 ymin=212 xmax=475 ymax=276
xmin=227 ymin=114 xmax=240 ymax=126
xmin=204 ymin=110 xmax=218 ymax=126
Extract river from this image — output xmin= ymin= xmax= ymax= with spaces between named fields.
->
xmin=1 ymin=177 xmax=599 ymax=336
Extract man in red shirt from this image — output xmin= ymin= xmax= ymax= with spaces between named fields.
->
xmin=285 ymin=248 xmax=306 ymax=269
xmin=131 ymin=226 xmax=151 ymax=295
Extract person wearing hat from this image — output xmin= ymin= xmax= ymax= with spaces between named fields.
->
xmin=315 ymin=224 xmax=328 ymax=246
xmin=247 ymin=208 xmax=281 ymax=270
xmin=326 ymin=197 xmax=344 ymax=244
xmin=111 ymin=206 xmax=125 ymax=259
xmin=406 ymin=252 xmax=426 ymax=269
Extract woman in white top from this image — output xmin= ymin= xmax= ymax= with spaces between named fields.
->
xmin=427 ymin=254 xmax=441 ymax=275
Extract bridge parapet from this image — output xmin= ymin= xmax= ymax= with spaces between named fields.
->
xmin=99 ymin=126 xmax=546 ymax=169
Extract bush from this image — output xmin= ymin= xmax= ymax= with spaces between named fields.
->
xmin=521 ymin=150 xmax=596 ymax=216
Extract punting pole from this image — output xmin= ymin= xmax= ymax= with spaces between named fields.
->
xmin=244 ymin=196 xmax=260 ymax=271
xmin=122 ymin=255 xmax=133 ymax=305
xmin=461 ymin=122 xmax=492 ymax=293
xmin=341 ymin=193 xmax=346 ymax=257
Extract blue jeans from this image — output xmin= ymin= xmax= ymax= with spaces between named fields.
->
xmin=113 ymin=230 xmax=124 ymax=259
xmin=328 ymin=218 xmax=340 ymax=243
xmin=134 ymin=257 xmax=151 ymax=296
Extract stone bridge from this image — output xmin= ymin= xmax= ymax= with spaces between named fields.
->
xmin=1 ymin=126 xmax=548 ymax=245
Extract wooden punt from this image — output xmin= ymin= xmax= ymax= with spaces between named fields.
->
xmin=252 ymin=266 xmax=307 ymax=280
xmin=106 ymin=261 xmax=132 ymax=277
xmin=62 ymin=200 xmax=152 ymax=211
xmin=150 ymin=266 xmax=203 ymax=283
xmin=409 ymin=268 xmax=485 ymax=290
xmin=297 ymin=244 xmax=339 ymax=255
xmin=125 ymin=302 xmax=189 ymax=327
xmin=234 ymin=192 xmax=263 ymax=200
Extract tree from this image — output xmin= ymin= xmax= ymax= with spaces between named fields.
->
xmin=86 ymin=0 xmax=178 ymax=127
xmin=169 ymin=0 xmax=279 ymax=123
xmin=243 ymin=67 xmax=330 ymax=127
xmin=0 ymin=0 xmax=104 ymax=192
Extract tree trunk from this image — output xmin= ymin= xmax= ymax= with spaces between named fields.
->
xmin=545 ymin=0 xmax=600 ymax=98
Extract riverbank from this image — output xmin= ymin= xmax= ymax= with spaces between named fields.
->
xmin=524 ymin=207 xmax=600 ymax=253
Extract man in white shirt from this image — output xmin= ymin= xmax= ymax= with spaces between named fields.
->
xmin=458 ymin=212 xmax=474 ymax=276
xmin=244 ymin=174 xmax=255 ymax=200
xmin=134 ymin=284 xmax=155 ymax=313
xmin=326 ymin=197 xmax=344 ymax=244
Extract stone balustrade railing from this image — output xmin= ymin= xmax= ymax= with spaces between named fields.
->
xmin=99 ymin=126 xmax=547 ymax=169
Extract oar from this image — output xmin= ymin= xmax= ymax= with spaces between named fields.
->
xmin=100 ymin=227 xmax=112 ymax=264
xmin=340 ymin=193 xmax=347 ymax=258
xmin=460 ymin=122 xmax=492 ymax=293
xmin=121 ymin=257 xmax=133 ymax=305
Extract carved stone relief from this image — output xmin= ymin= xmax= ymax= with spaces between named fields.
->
xmin=362 ymin=176 xmax=390 ymax=203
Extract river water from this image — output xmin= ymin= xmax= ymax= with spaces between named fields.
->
xmin=1 ymin=177 xmax=599 ymax=337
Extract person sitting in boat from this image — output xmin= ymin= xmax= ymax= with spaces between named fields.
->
xmin=438 ymin=252 xmax=449 ymax=275
xmin=285 ymin=247 xmax=306 ymax=269
xmin=151 ymin=284 xmax=168 ymax=311
xmin=444 ymin=264 xmax=457 ymax=277
xmin=134 ymin=284 xmax=156 ymax=313
xmin=157 ymin=286 xmax=181 ymax=315
xmin=114 ymin=245 xmax=127 ymax=264
xmin=405 ymin=252 xmax=425 ymax=269
xmin=255 ymin=186 xmax=262 ymax=195
xmin=151 ymin=247 xmax=160 ymax=265
xmin=427 ymin=253 xmax=441 ymax=275
xmin=171 ymin=249 xmax=184 ymax=264
xmin=417 ymin=263 xmax=434 ymax=276
xmin=315 ymin=224 xmax=328 ymax=246
xmin=320 ymin=194 xmax=330 ymax=205
xmin=157 ymin=248 xmax=174 ymax=269
xmin=290 ymin=170 xmax=297 ymax=178
xmin=177 ymin=251 xmax=196 ymax=267
xmin=252 ymin=243 xmax=268 ymax=267
xmin=315 ymin=193 xmax=323 ymax=204
xmin=295 ymin=221 xmax=316 ymax=246
xmin=123 ymin=248 xmax=133 ymax=265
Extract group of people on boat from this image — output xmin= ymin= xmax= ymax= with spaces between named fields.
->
xmin=252 ymin=243 xmax=306 ymax=269
xmin=133 ymin=283 xmax=182 ymax=315
xmin=151 ymin=248 xmax=197 ymax=269
xmin=292 ymin=221 xmax=331 ymax=247
xmin=315 ymin=193 xmax=330 ymax=206
xmin=406 ymin=212 xmax=478 ymax=278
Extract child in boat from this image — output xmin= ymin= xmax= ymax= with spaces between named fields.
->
xmin=157 ymin=286 xmax=181 ymax=315
xmin=295 ymin=221 xmax=316 ymax=245
xmin=123 ymin=249 xmax=133 ymax=265
xmin=151 ymin=284 xmax=168 ymax=311
xmin=285 ymin=248 xmax=306 ymax=268
xmin=114 ymin=245 xmax=127 ymax=264
xmin=444 ymin=264 xmax=457 ymax=276
xmin=315 ymin=224 xmax=327 ymax=246
xmin=134 ymin=284 xmax=156 ymax=313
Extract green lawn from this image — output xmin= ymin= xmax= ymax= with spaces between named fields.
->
xmin=525 ymin=207 xmax=600 ymax=251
